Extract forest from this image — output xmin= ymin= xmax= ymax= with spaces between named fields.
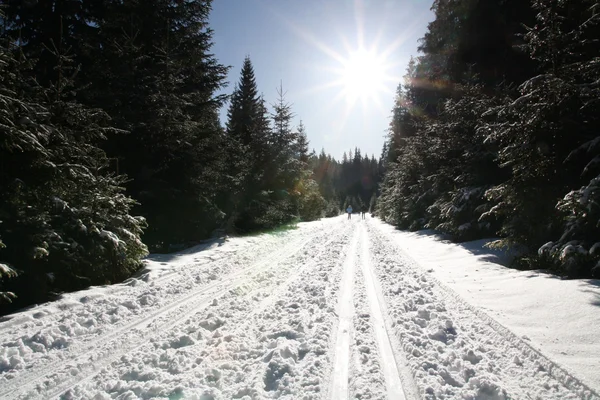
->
xmin=0 ymin=1 xmax=380 ymax=313
xmin=2 ymin=0 xmax=599 ymax=315
xmin=376 ymin=0 xmax=600 ymax=278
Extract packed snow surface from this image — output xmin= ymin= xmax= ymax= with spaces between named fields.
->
xmin=0 ymin=216 xmax=598 ymax=399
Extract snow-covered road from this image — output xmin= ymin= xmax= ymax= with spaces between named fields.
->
xmin=1 ymin=217 xmax=598 ymax=400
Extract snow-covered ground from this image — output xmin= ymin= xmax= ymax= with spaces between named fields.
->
xmin=372 ymin=221 xmax=600 ymax=396
xmin=0 ymin=216 xmax=598 ymax=399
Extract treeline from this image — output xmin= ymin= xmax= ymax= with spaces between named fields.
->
xmin=311 ymin=148 xmax=382 ymax=216
xmin=0 ymin=0 xmax=379 ymax=313
xmin=376 ymin=0 xmax=600 ymax=277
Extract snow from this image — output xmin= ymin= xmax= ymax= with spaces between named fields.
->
xmin=0 ymin=216 xmax=598 ymax=400
xmin=329 ymin=228 xmax=359 ymax=398
xmin=371 ymin=219 xmax=600 ymax=397
xmin=358 ymin=225 xmax=406 ymax=399
xmin=0 ymin=262 xmax=17 ymax=277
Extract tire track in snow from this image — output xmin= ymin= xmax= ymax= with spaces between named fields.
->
xmin=0 ymin=221 xmax=344 ymax=400
xmin=329 ymin=226 xmax=360 ymax=399
xmin=366 ymin=221 xmax=600 ymax=400
xmin=358 ymin=224 xmax=412 ymax=400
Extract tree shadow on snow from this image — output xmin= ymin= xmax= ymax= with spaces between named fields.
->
xmin=591 ymin=293 xmax=600 ymax=307
xmin=145 ymin=236 xmax=227 ymax=263
xmin=393 ymin=228 xmax=600 ymax=303
xmin=403 ymin=229 xmax=517 ymax=266
xmin=580 ymin=280 xmax=600 ymax=308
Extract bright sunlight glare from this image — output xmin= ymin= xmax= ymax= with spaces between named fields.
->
xmin=268 ymin=1 xmax=417 ymax=135
xmin=340 ymin=49 xmax=387 ymax=102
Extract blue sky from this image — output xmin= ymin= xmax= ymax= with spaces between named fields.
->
xmin=210 ymin=0 xmax=435 ymax=160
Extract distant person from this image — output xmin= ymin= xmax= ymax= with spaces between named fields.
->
xmin=346 ymin=205 xmax=353 ymax=219
xmin=361 ymin=205 xmax=367 ymax=219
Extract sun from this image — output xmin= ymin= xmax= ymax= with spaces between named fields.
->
xmin=340 ymin=48 xmax=388 ymax=102
xmin=263 ymin=0 xmax=426 ymax=135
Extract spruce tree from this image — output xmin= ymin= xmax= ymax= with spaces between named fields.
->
xmin=488 ymin=0 xmax=600 ymax=275
xmin=262 ymin=83 xmax=301 ymax=226
xmin=0 ymin=19 xmax=147 ymax=312
xmin=296 ymin=121 xmax=310 ymax=164
xmin=292 ymin=122 xmax=325 ymax=221
xmin=2 ymin=0 xmax=100 ymax=89
xmin=426 ymin=83 xmax=506 ymax=241
xmin=85 ymin=0 xmax=229 ymax=249
xmin=224 ymin=57 xmax=272 ymax=230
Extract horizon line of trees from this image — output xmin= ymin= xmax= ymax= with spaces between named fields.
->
xmin=0 ymin=0 xmax=379 ymax=315
xmin=376 ymin=0 xmax=600 ymax=278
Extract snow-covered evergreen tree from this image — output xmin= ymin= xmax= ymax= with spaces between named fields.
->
xmin=0 ymin=24 xmax=147 ymax=312
xmin=426 ymin=84 xmax=505 ymax=241
xmin=525 ymin=0 xmax=600 ymax=276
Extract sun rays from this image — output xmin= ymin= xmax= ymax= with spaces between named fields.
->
xmin=258 ymin=0 xmax=429 ymax=140
xmin=270 ymin=1 xmax=423 ymax=133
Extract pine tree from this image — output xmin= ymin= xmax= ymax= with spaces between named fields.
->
xmin=490 ymin=0 xmax=600 ymax=276
xmin=369 ymin=193 xmax=377 ymax=214
xmin=224 ymin=56 xmax=265 ymax=230
xmin=292 ymin=122 xmax=326 ymax=221
xmin=261 ymin=83 xmax=302 ymax=225
xmin=2 ymin=0 xmax=100 ymax=89
xmin=426 ymin=83 xmax=506 ymax=241
xmin=0 ymin=19 xmax=147 ymax=312
xmin=84 ymin=0 xmax=229 ymax=250
xmin=377 ymin=0 xmax=537 ymax=236
xmin=377 ymin=75 xmax=435 ymax=229
xmin=296 ymin=120 xmax=310 ymax=164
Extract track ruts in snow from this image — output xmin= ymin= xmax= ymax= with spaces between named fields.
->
xmin=0 ymin=232 xmax=279 ymax=337
xmin=357 ymin=224 xmax=413 ymax=400
xmin=329 ymin=223 xmax=418 ymax=400
xmin=0 ymin=221 xmax=344 ymax=400
xmin=365 ymin=221 xmax=600 ymax=400
xmin=193 ymin=222 xmax=356 ymax=398
xmin=61 ymin=220 xmax=355 ymax=398
xmin=348 ymin=232 xmax=387 ymax=399
xmin=329 ymin=227 xmax=360 ymax=399
xmin=52 ymin=224 xmax=345 ymax=399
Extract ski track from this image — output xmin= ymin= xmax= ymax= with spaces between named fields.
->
xmin=2 ymin=217 xmax=598 ymax=400
xmin=365 ymin=220 xmax=600 ymax=400
xmin=0 ymin=237 xmax=251 ymax=336
xmin=329 ymin=228 xmax=360 ymax=399
xmin=61 ymin=219 xmax=356 ymax=399
xmin=0 ymin=220 xmax=344 ymax=399
xmin=348 ymin=234 xmax=387 ymax=400
xmin=358 ymin=225 xmax=409 ymax=400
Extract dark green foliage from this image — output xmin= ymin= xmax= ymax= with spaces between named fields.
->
xmin=83 ymin=0 xmax=229 ymax=251
xmin=377 ymin=0 xmax=600 ymax=277
xmin=377 ymin=79 xmax=436 ymax=230
xmin=0 ymin=22 xmax=147 ymax=312
xmin=0 ymin=0 xmax=230 ymax=313
xmin=296 ymin=121 xmax=310 ymax=164
xmin=225 ymin=60 xmax=288 ymax=230
xmin=224 ymin=59 xmax=328 ymax=229
xmin=488 ymin=0 xmax=600 ymax=276
xmin=368 ymin=193 xmax=377 ymax=214
xmin=426 ymin=84 xmax=506 ymax=241
xmin=296 ymin=175 xmax=326 ymax=222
